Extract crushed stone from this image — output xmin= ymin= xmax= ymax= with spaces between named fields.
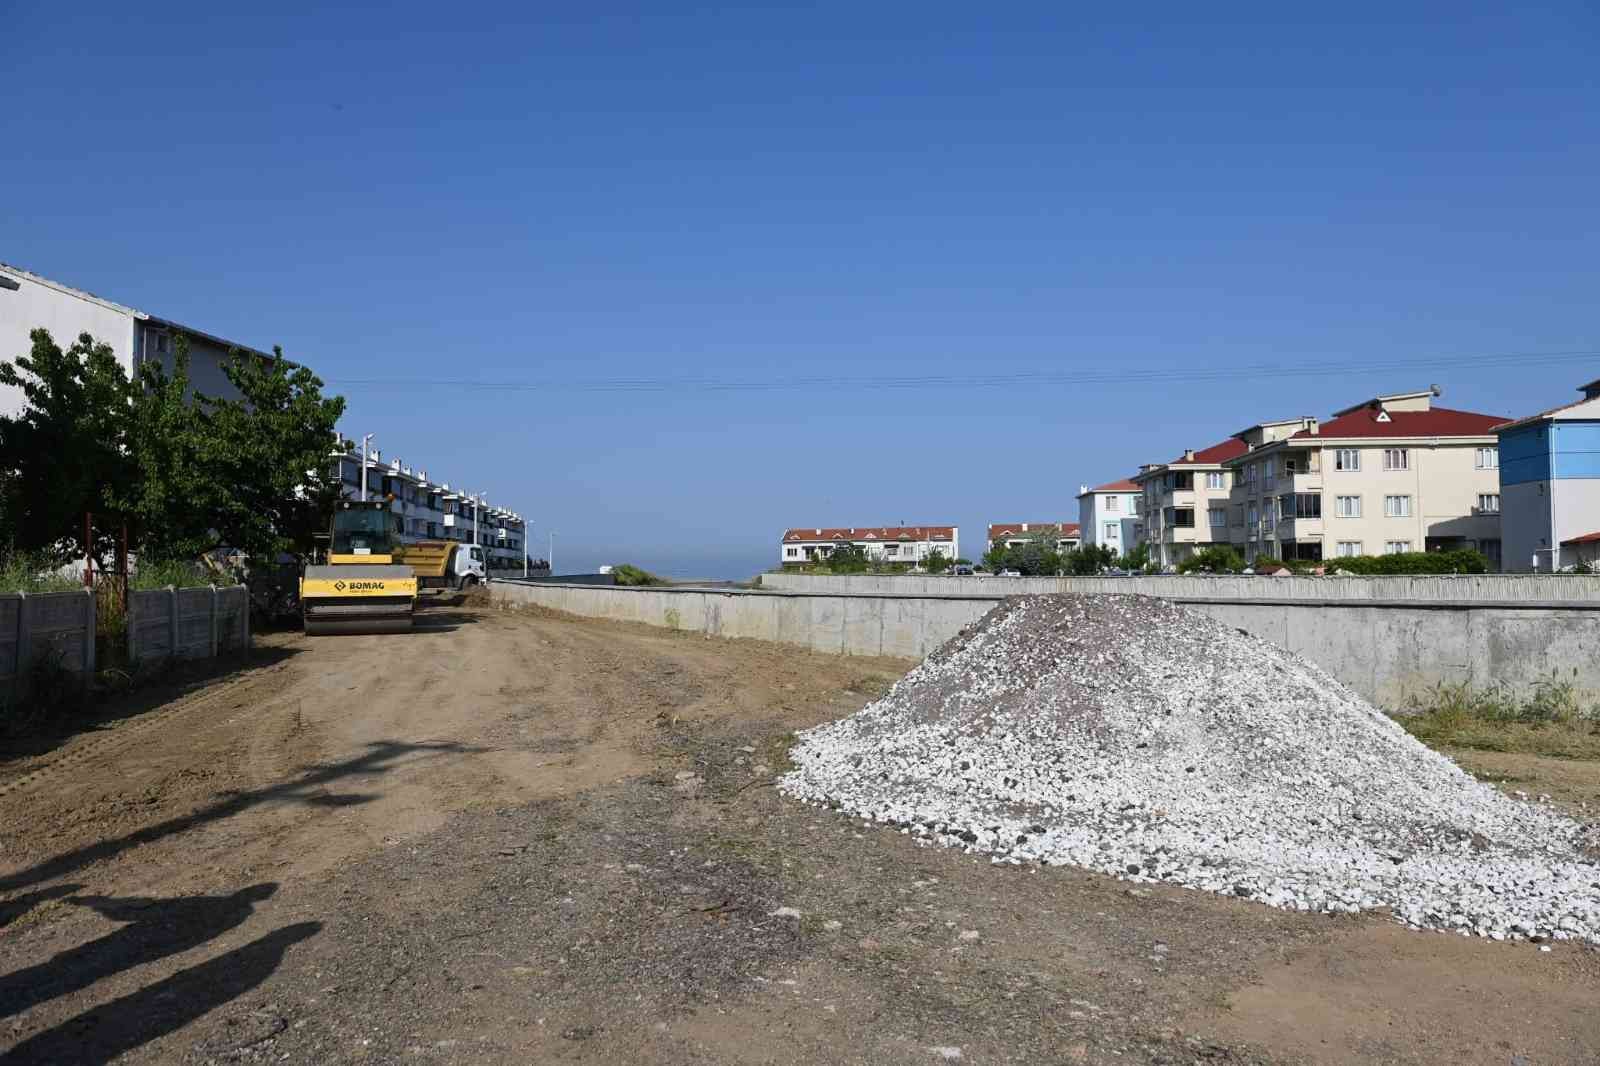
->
xmin=779 ymin=595 xmax=1600 ymax=944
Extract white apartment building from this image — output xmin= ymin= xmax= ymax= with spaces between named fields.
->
xmin=987 ymin=522 xmax=1081 ymax=553
xmin=332 ymin=447 xmax=532 ymax=571
xmin=1133 ymin=440 xmax=1248 ymax=568
xmin=780 ymin=526 xmax=958 ymax=568
xmin=2 ymin=261 xmax=259 ymax=416
xmin=1222 ymin=390 xmax=1507 ymax=566
xmin=1496 ymin=378 xmax=1600 ymax=572
xmin=1076 ymin=480 xmax=1142 ymax=555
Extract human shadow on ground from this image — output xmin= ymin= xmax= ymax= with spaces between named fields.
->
xmin=0 ymin=739 xmax=483 ymax=896
xmin=0 ymin=884 xmax=277 ymax=1022
xmin=1 ymin=919 xmax=321 ymax=1065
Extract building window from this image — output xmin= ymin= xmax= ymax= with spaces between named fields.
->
xmin=1264 ymin=465 xmax=1276 ymax=489
xmin=1383 ymin=448 xmax=1409 ymax=471
xmin=1245 ymin=463 xmax=1257 ymax=484
xmin=1173 ymin=472 xmax=1193 ymax=491
xmin=1335 ymin=448 xmax=1360 ymax=471
xmin=1166 ymin=507 xmax=1194 ymax=528
xmin=1336 ymin=541 xmax=1363 ymax=558
xmin=884 ymin=544 xmax=899 ymax=556
xmin=1335 ymin=495 xmax=1362 ymax=518
xmin=1475 ymin=447 xmax=1498 ymax=470
xmin=1280 ymin=493 xmax=1322 ymax=519
xmin=1247 ymin=504 xmax=1258 ymax=527
xmin=1103 ymin=522 xmax=1118 ymax=539
xmin=1106 ymin=496 xmax=1120 ymax=512
xmin=1263 ymin=508 xmax=1275 ymax=531
xmin=1385 ymin=540 xmax=1413 ymax=554
xmin=1478 ymin=493 xmax=1500 ymax=513
xmin=1384 ymin=495 xmax=1412 ymax=518
xmin=1206 ymin=472 xmax=1226 ymax=490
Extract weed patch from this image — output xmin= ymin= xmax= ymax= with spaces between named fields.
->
xmin=1395 ymin=675 xmax=1600 ymax=758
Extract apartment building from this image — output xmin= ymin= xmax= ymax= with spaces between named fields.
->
xmin=1076 ymin=479 xmax=1142 ymax=555
xmin=1133 ymin=440 xmax=1248 ymax=568
xmin=1222 ymin=390 xmax=1507 ymax=566
xmin=331 ymin=448 xmax=530 ymax=571
xmin=2 ymin=261 xmax=263 ymax=417
xmin=987 ymin=522 xmax=1080 ymax=553
xmin=1496 ymin=378 xmax=1600 ymax=572
xmin=780 ymin=526 xmax=958 ymax=568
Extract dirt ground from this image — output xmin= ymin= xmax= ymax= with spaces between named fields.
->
xmin=2 ymin=604 xmax=1597 ymax=1065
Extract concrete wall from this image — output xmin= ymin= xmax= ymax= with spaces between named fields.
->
xmin=757 ymin=571 xmax=1600 ymax=603
xmin=128 ymin=585 xmax=250 ymax=663
xmin=0 ymin=590 xmax=97 ymax=702
xmin=494 ymin=577 xmax=1600 ymax=711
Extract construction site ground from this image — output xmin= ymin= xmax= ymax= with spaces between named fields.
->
xmin=2 ymin=604 xmax=1597 ymax=1065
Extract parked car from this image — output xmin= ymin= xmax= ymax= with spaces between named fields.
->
xmin=998 ymin=568 xmax=1022 ymax=577
xmin=953 ymin=564 xmax=975 ymax=576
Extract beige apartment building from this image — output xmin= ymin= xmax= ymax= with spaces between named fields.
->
xmin=1222 ymin=389 xmax=1508 ymax=567
xmin=1134 ymin=438 xmax=1248 ymax=568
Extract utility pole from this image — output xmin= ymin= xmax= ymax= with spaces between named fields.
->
xmin=549 ymin=530 xmax=556 ymax=575
xmin=360 ymin=433 xmax=375 ymax=502
xmin=523 ymin=521 xmax=530 ymax=579
xmin=472 ymin=493 xmax=480 ymax=548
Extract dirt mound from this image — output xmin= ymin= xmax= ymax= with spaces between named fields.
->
xmin=781 ymin=594 xmax=1600 ymax=943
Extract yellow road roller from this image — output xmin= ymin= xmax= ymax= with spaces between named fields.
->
xmin=300 ymin=499 xmax=418 ymax=635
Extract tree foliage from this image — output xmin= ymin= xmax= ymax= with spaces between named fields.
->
xmin=1177 ymin=545 xmax=1245 ymax=573
xmin=2 ymin=328 xmax=345 ymax=567
xmin=923 ymin=548 xmax=951 ymax=574
xmin=0 ymin=331 xmax=136 ymax=563
xmin=1117 ymin=541 xmax=1152 ymax=572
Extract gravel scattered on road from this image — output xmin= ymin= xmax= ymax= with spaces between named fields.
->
xmin=781 ymin=594 xmax=1600 ymax=943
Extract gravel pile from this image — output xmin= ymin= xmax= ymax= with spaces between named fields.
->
xmin=781 ymin=595 xmax=1600 ymax=943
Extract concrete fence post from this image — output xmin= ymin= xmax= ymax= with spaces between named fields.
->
xmin=83 ymin=587 xmax=96 ymax=678
xmin=242 ymin=587 xmax=252 ymax=651
xmin=167 ymin=586 xmax=179 ymax=659
xmin=15 ymin=592 xmax=31 ymax=694
xmin=209 ymin=585 xmax=220 ymax=657
xmin=127 ymin=588 xmax=139 ymax=665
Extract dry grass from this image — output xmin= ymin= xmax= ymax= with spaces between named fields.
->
xmin=1396 ymin=676 xmax=1600 ymax=759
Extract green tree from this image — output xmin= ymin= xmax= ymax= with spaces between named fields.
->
xmin=1177 ymin=545 xmax=1245 ymax=573
xmin=119 ymin=339 xmax=346 ymax=562
xmin=1062 ymin=543 xmax=1116 ymax=575
xmin=982 ymin=543 xmax=1011 ymax=571
xmin=0 ymin=330 xmax=136 ymax=564
xmin=823 ymin=543 xmax=869 ymax=573
xmin=1117 ymin=542 xmax=1151 ymax=572
xmin=923 ymin=548 xmax=951 ymax=573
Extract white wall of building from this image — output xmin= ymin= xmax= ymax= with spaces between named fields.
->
xmin=1 ymin=267 xmax=137 ymax=416
xmin=1077 ymin=490 xmax=1142 ymax=554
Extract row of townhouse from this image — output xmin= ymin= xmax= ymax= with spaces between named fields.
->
xmin=1083 ymin=387 xmax=1509 ymax=570
xmin=330 ymin=449 xmax=531 ymax=570
xmin=779 ymin=527 xmax=958 ymax=567
xmin=2 ymin=261 xmax=536 ymax=566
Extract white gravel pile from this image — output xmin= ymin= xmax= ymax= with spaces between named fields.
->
xmin=780 ymin=595 xmax=1600 ymax=943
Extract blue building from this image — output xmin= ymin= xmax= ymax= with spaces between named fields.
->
xmin=1495 ymin=379 xmax=1600 ymax=571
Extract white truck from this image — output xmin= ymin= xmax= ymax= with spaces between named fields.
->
xmin=393 ymin=541 xmax=489 ymax=594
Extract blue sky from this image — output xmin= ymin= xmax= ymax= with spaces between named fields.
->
xmin=3 ymin=3 xmax=1597 ymax=577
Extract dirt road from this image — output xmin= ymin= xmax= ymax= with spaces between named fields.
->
xmin=2 ymin=604 xmax=1598 ymax=1064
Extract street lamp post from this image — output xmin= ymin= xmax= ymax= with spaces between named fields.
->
xmin=360 ymin=433 xmax=375 ymax=501
xmin=549 ymin=530 xmax=556 ymax=575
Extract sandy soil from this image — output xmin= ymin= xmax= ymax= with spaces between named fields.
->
xmin=2 ymin=604 xmax=1597 ymax=1064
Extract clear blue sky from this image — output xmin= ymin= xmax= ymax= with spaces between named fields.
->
xmin=4 ymin=3 xmax=1596 ymax=578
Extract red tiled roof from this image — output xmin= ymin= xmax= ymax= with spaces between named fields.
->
xmin=988 ymin=522 xmax=1080 ymax=541
xmin=1292 ymin=405 xmax=1508 ymax=440
xmin=1167 ymin=437 xmax=1249 ymax=465
xmin=1562 ymin=531 xmax=1600 ymax=546
xmin=1079 ymin=478 xmax=1139 ymax=494
xmin=782 ymin=526 xmax=955 ymax=543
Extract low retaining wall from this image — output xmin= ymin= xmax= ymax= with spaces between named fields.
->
xmin=759 ymin=571 xmax=1600 ymax=603
xmin=0 ymin=590 xmax=96 ymax=700
xmin=493 ymin=579 xmax=1600 ymax=711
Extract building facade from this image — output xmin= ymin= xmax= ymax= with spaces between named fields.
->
xmin=332 ymin=447 xmax=531 ymax=571
xmin=1223 ymin=391 xmax=1506 ymax=566
xmin=2 ymin=262 xmax=259 ymax=417
xmin=986 ymin=522 xmax=1081 ymax=553
xmin=1496 ymin=379 xmax=1600 ymax=572
xmin=780 ymin=526 xmax=958 ymax=568
xmin=1134 ymin=439 xmax=1249 ymax=568
xmin=1076 ymin=480 xmax=1142 ymax=555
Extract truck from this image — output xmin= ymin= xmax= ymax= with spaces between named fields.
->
xmin=393 ymin=540 xmax=488 ymax=594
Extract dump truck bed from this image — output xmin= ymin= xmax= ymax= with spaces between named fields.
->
xmin=392 ymin=541 xmax=456 ymax=592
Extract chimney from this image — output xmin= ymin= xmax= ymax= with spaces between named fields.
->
xmin=1183 ymin=448 xmax=1196 ymax=462
xmin=1078 ymin=484 xmax=1088 ymax=495
xmin=1022 ymin=523 xmax=1030 ymax=531
xmin=814 ymin=528 xmax=821 ymax=535
xmin=1582 ymin=379 xmax=1600 ymax=401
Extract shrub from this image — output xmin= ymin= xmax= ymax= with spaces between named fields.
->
xmin=1177 ymin=545 xmax=1245 ymax=574
xmin=0 ymin=551 xmax=79 ymax=594
xmin=923 ymin=549 xmax=951 ymax=574
xmin=1328 ymin=550 xmax=1489 ymax=575
xmin=612 ymin=564 xmax=667 ymax=586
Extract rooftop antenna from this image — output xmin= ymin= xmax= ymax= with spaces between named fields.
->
xmin=1430 ymin=383 xmax=1442 ymax=396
